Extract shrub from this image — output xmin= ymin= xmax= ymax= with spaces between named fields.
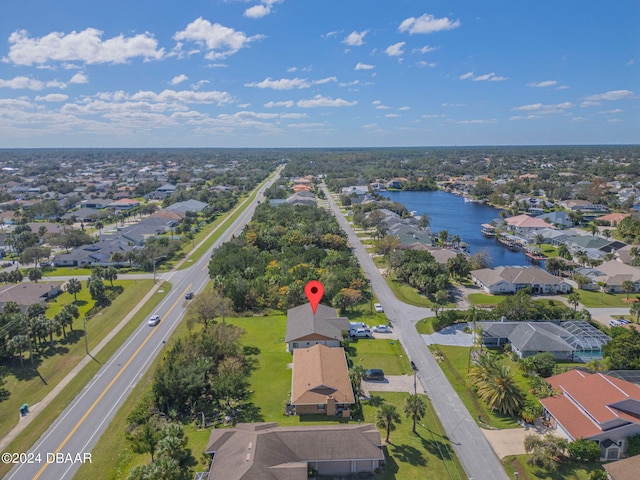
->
xmin=568 ymin=438 xmax=601 ymax=462
xmin=627 ymin=433 xmax=640 ymax=456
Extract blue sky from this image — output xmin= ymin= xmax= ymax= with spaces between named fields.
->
xmin=1 ymin=0 xmax=638 ymax=148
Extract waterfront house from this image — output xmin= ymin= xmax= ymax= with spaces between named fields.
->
xmin=203 ymin=422 xmax=384 ymax=479
xmin=470 ymin=266 xmax=571 ymax=295
xmin=504 ymin=214 xmax=555 ymax=234
xmin=540 ymin=370 xmax=640 ymax=460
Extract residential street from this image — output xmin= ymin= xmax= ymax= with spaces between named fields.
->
xmin=321 ymin=184 xmax=511 ymax=480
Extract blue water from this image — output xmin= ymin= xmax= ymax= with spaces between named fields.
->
xmin=384 ymin=190 xmax=529 ymax=267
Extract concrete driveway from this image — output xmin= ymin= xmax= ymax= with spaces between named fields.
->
xmin=361 ymin=374 xmax=422 ymax=397
xmin=422 ymin=323 xmax=473 ymax=347
xmin=481 ymin=420 xmax=561 ymax=458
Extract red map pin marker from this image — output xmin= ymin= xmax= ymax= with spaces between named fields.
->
xmin=304 ymin=280 xmax=324 ymax=314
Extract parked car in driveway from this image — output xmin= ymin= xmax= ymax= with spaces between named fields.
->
xmin=372 ymin=325 xmax=391 ymax=333
xmin=148 ymin=314 xmax=160 ymax=326
xmin=352 ymin=328 xmax=372 ymax=338
xmin=364 ymin=369 xmax=385 ymax=381
xmin=374 ymin=303 xmax=384 ymax=313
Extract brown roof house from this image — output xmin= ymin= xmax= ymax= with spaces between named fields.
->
xmin=204 ymin=422 xmax=384 ymax=480
xmin=0 ymin=281 xmax=63 ymax=312
xmin=285 ymin=303 xmax=350 ymax=352
xmin=470 ymin=266 xmax=571 ymax=295
xmin=604 ymin=454 xmax=640 ymax=480
xmin=540 ymin=370 xmax=640 ymax=460
xmin=291 ymin=344 xmax=354 ymax=417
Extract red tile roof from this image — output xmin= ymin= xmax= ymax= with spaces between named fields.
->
xmin=540 ymin=370 xmax=640 ymax=440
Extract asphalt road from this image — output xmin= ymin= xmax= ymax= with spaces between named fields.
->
xmin=322 ymin=184 xmax=510 ymax=480
xmin=4 ymin=171 xmax=280 ymax=480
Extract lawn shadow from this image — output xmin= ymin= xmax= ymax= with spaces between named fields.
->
xmin=243 ymin=345 xmax=261 ymax=356
xmin=237 ymin=402 xmax=264 ymax=423
xmin=380 ymin=445 xmax=399 ymax=479
xmin=389 ymin=442 xmax=426 ymax=467
xmin=417 ymin=432 xmax=455 ymax=460
xmin=298 ymin=414 xmax=350 ymax=424
xmin=365 ymin=394 xmax=385 ymax=408
xmin=59 ymin=329 xmax=84 ymax=345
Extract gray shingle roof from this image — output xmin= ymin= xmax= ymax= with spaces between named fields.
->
xmin=285 ymin=303 xmax=350 ymax=343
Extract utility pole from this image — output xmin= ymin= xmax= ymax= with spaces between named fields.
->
xmin=83 ymin=315 xmax=89 ymax=355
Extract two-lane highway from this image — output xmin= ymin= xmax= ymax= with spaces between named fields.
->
xmin=5 ymin=170 xmax=280 ymax=480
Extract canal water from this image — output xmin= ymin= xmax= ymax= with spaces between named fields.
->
xmin=384 ymin=190 xmax=529 ymax=267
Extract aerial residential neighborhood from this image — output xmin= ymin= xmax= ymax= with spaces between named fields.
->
xmin=2 ymin=147 xmax=640 ymax=480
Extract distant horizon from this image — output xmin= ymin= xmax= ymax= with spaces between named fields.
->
xmin=2 ymin=1 xmax=638 ymax=147
xmin=1 ymin=143 xmax=640 ymax=151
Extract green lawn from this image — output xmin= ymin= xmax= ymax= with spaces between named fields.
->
xmin=570 ymin=290 xmax=636 ymax=308
xmin=347 ymin=338 xmax=413 ymax=375
xmin=429 ymin=345 xmax=520 ymax=429
xmin=467 ymin=293 xmax=506 ymax=306
xmin=538 ymin=244 xmax=559 ymax=258
xmin=503 ymin=454 xmax=605 ymax=480
xmin=0 ymin=280 xmax=167 ymax=480
xmin=415 ymin=317 xmax=437 ymax=335
xmin=386 ymin=278 xmax=432 ymax=307
xmin=362 ymin=392 xmax=466 ymax=480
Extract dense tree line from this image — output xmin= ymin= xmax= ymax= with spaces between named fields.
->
xmin=208 ymin=203 xmax=366 ymax=313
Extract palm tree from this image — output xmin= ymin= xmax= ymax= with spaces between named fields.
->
xmin=567 ymin=292 xmax=581 ymax=311
xmin=403 ymin=394 xmax=426 ymax=434
xmin=376 ymin=403 xmax=401 ymax=443
xmin=349 ymin=365 xmax=366 ymax=403
xmin=589 ymin=222 xmax=599 ymax=236
xmin=476 ymin=363 xmax=524 ymax=416
xmin=622 ymin=280 xmax=635 ymax=300
xmin=437 ymin=229 xmax=449 ymax=246
xmin=65 ymin=278 xmax=82 ymax=302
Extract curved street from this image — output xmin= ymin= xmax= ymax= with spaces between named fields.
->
xmin=322 ymin=183 xmax=510 ymax=480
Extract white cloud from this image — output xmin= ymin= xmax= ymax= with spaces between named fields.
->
xmin=399 ymin=106 xmax=410 ymax=111
xmin=70 ymin=73 xmax=88 ymax=84
xmin=399 ymin=14 xmax=460 ymax=35
xmin=527 ymin=80 xmax=557 ymax=88
xmin=0 ymin=75 xmax=66 ymax=90
xmin=415 ymin=61 xmax=436 ymax=67
xmin=460 ymin=72 xmax=508 ymax=82
xmin=600 ymin=108 xmax=623 ymax=114
xmin=413 ymin=45 xmax=437 ymax=54
xmin=245 ymin=76 xmax=335 ymax=90
xmin=385 ymin=42 xmax=405 ymax=57
xmin=355 ymin=62 xmax=375 ymax=70
xmin=385 ymin=113 xmax=401 ymax=118
xmin=131 ymin=89 xmax=234 ymax=104
xmin=6 ymin=27 xmax=164 ymax=65
xmin=512 ymin=101 xmax=574 ymax=114
xmin=343 ymin=30 xmax=369 ymax=46
xmin=244 ymin=0 xmax=282 ymax=19
xmin=173 ymin=17 xmax=264 ymax=60
xmin=456 ymin=118 xmax=498 ymax=124
xmin=375 ymin=105 xmax=390 ymax=110
xmin=264 ymin=100 xmax=295 ymax=108
xmin=296 ymin=95 xmax=357 ymax=108
xmin=170 ymin=74 xmax=188 ymax=85
xmin=585 ymin=89 xmax=635 ymax=102
xmin=35 ymin=93 xmax=68 ymax=102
